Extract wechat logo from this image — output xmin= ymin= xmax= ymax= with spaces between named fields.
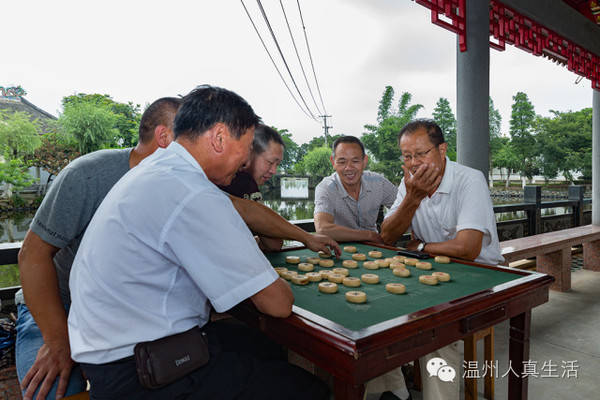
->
xmin=426 ymin=357 xmax=456 ymax=382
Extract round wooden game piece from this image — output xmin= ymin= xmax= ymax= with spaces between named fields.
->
xmin=392 ymin=267 xmax=411 ymax=277
xmin=368 ymin=250 xmax=383 ymax=258
xmin=363 ymin=261 xmax=379 ymax=270
xmin=319 ymin=270 xmax=332 ymax=279
xmin=416 ymin=261 xmax=432 ymax=270
xmin=386 ymin=283 xmax=406 ymax=294
xmin=291 ymin=275 xmax=309 ymax=285
xmin=384 ymin=257 xmax=395 ymax=263
xmin=342 ymin=259 xmax=358 ymax=269
xmin=376 ymin=259 xmax=391 ymax=268
xmin=318 ymin=250 xmax=332 ymax=258
xmin=435 ymin=255 xmax=451 ymax=264
xmin=389 ymin=261 xmax=405 ymax=269
xmin=274 ymin=267 xmax=288 ymax=277
xmin=306 ymin=272 xmax=323 ymax=282
xmin=332 ymin=267 xmax=349 ymax=276
xmin=319 ymin=259 xmax=335 ymax=268
xmin=327 ymin=273 xmax=344 ymax=284
xmin=318 ymin=282 xmax=338 ymax=294
xmin=342 ymin=276 xmax=361 ymax=287
xmin=393 ymin=255 xmax=406 ymax=262
xmin=306 ymin=256 xmax=321 ymax=264
xmin=361 ymin=273 xmax=379 ymax=284
xmin=298 ymin=263 xmax=314 ymax=272
xmin=404 ymin=258 xmax=418 ymax=266
xmin=419 ymin=275 xmax=439 ymax=286
xmin=285 ymin=256 xmax=300 ymax=264
xmin=432 ymin=271 xmax=451 ymax=282
xmin=345 ymin=291 xmax=367 ymax=304
xmin=352 ymin=253 xmax=367 ymax=261
xmin=343 ymin=245 xmax=357 ymax=253
xmin=281 ymin=270 xmax=297 ymax=280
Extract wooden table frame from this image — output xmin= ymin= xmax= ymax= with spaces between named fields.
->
xmin=231 ymin=244 xmax=554 ymax=400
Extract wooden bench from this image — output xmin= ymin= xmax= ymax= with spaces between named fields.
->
xmin=500 ymin=224 xmax=600 ymax=291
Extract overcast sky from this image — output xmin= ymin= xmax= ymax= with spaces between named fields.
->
xmin=2 ymin=0 xmax=594 ymax=145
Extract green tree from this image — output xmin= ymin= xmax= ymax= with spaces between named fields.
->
xmin=0 ymin=111 xmax=42 ymax=197
xmin=59 ymin=102 xmax=118 ymax=154
xmin=294 ymin=134 xmax=341 ymax=174
xmin=24 ymin=130 xmax=81 ymax=182
xmin=489 ymin=97 xmax=503 ymax=180
xmin=535 ymin=108 xmax=592 ymax=182
xmin=0 ymin=110 xmax=42 ymax=159
xmin=362 ymin=86 xmax=423 ymax=183
xmin=63 ymin=93 xmax=141 ymax=147
xmin=509 ymin=92 xmax=538 ymax=179
xmin=302 ymin=146 xmax=332 ymax=177
xmin=432 ymin=97 xmax=456 ymax=160
xmin=274 ymin=127 xmax=300 ymax=173
xmin=493 ymin=137 xmax=520 ymax=188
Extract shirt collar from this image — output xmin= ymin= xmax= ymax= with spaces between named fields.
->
xmin=167 ymin=141 xmax=207 ymax=178
xmin=334 ymin=172 xmax=372 ymax=199
xmin=436 ymin=156 xmax=453 ymax=194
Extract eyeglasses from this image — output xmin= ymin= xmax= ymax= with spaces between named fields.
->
xmin=400 ymin=146 xmax=436 ymax=163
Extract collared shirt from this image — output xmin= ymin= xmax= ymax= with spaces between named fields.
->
xmin=386 ymin=158 xmax=504 ymax=266
xmin=68 ymin=142 xmax=278 ymax=364
xmin=314 ymin=171 xmax=397 ymax=231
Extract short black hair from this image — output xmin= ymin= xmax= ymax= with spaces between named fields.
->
xmin=174 ymin=85 xmax=260 ymax=140
xmin=398 ymin=119 xmax=445 ymax=147
xmin=253 ymin=124 xmax=285 ymax=155
xmin=138 ymin=97 xmax=182 ymax=144
xmin=332 ymin=136 xmax=365 ymax=157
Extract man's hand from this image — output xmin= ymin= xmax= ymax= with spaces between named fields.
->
xmin=366 ymin=231 xmax=385 ymax=244
xmin=21 ymin=341 xmax=74 ymax=400
xmin=403 ymin=163 xmax=442 ymax=201
xmin=405 ymin=238 xmax=422 ymax=251
xmin=303 ymin=233 xmax=341 ymax=257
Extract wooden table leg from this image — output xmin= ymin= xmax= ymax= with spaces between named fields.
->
xmin=464 ymin=334 xmax=477 ymax=400
xmin=484 ymin=327 xmax=495 ymax=400
xmin=333 ymin=378 xmax=365 ymax=400
xmin=509 ymin=311 xmax=531 ymax=400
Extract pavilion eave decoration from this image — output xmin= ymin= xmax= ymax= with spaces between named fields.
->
xmin=415 ymin=0 xmax=600 ymax=89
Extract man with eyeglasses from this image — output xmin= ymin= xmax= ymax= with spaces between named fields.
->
xmin=381 ymin=119 xmax=503 ymax=400
xmin=314 ymin=136 xmax=397 ymax=243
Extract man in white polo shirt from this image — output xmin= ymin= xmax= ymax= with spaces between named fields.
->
xmin=381 ymin=119 xmax=503 ymax=400
xmin=68 ymin=86 xmax=336 ymax=399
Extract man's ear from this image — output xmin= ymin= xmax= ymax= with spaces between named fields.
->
xmin=209 ymin=123 xmax=226 ymax=154
xmin=363 ymin=154 xmax=369 ymax=168
xmin=438 ymin=142 xmax=448 ymax=158
xmin=154 ymin=125 xmax=173 ymax=148
xmin=330 ymin=155 xmax=335 ymax=167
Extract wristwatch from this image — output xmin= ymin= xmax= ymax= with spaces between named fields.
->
xmin=416 ymin=241 xmax=426 ymax=252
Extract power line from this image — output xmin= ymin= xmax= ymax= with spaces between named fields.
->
xmin=279 ymin=0 xmax=323 ymax=116
xmin=240 ymin=0 xmax=315 ymax=121
xmin=297 ymin=0 xmax=327 ymax=115
xmin=255 ymin=0 xmax=319 ymax=122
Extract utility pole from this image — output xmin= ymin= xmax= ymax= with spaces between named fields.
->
xmin=320 ymin=114 xmax=332 ymax=146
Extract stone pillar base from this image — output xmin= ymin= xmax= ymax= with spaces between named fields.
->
xmin=537 ymin=248 xmax=571 ymax=291
xmin=583 ymin=240 xmax=600 ymax=271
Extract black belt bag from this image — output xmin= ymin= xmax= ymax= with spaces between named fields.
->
xmin=134 ymin=326 xmax=209 ymax=389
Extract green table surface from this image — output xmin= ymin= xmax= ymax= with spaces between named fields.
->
xmin=266 ymin=243 xmax=520 ymax=332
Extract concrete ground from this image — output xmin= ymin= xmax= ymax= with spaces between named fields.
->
xmin=410 ymin=259 xmax=600 ymax=400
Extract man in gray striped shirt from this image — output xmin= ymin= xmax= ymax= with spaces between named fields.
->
xmin=314 ymin=136 xmax=408 ymax=399
xmin=314 ymin=136 xmax=397 ymax=243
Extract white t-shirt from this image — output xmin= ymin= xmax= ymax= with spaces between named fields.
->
xmin=386 ymin=158 xmax=504 ymax=266
xmin=68 ymin=142 xmax=278 ymax=364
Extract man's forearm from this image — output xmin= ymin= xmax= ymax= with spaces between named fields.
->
xmin=316 ymin=223 xmax=376 ymax=243
xmin=230 ymin=196 xmax=311 ymax=243
xmin=380 ymin=197 xmax=421 ymax=245
xmin=18 ymin=233 xmax=68 ymax=345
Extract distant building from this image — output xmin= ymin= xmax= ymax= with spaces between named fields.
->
xmin=0 ymin=86 xmax=55 ymax=194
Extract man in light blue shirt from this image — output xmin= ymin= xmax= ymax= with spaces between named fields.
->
xmin=68 ymin=86 xmax=336 ymax=399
